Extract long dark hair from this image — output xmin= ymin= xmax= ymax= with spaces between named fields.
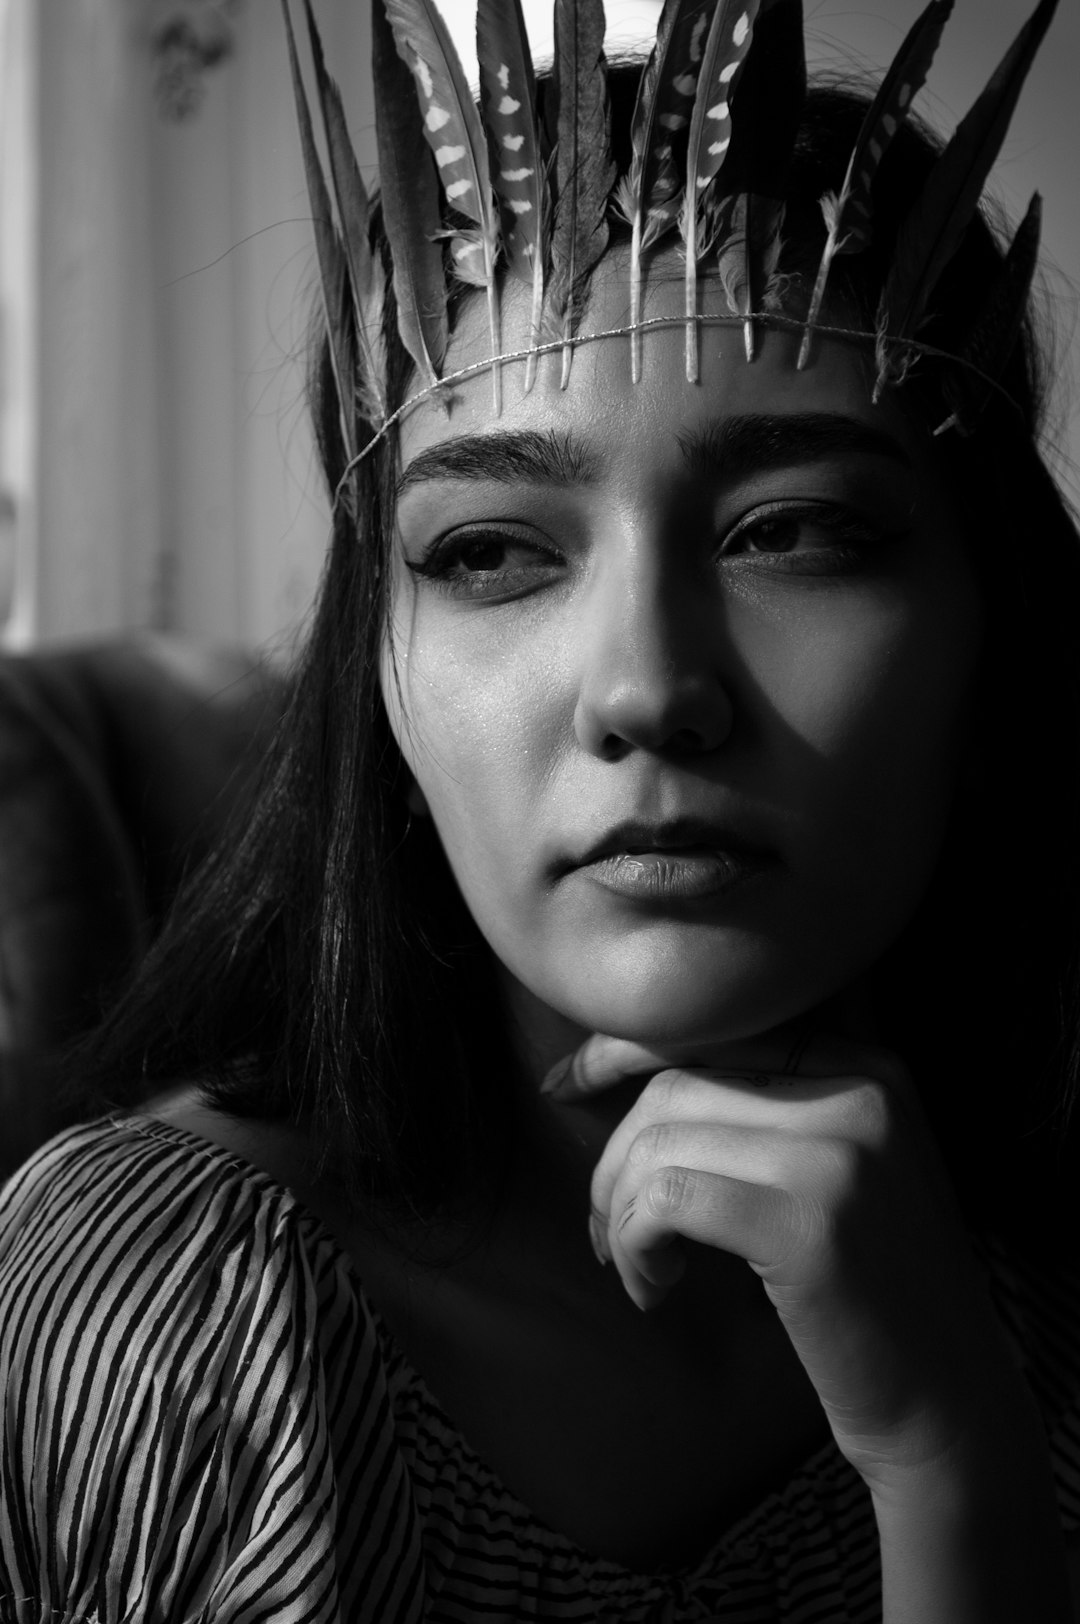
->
xmin=77 ymin=69 xmax=1080 ymax=1243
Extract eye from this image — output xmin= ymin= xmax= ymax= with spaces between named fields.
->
xmin=406 ymin=524 xmax=565 ymax=600
xmin=718 ymin=501 xmax=893 ymax=573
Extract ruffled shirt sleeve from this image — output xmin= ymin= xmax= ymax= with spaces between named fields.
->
xmin=0 ymin=1118 xmax=425 ymax=1624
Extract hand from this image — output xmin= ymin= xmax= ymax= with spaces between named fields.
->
xmin=546 ymin=1031 xmax=1036 ymax=1491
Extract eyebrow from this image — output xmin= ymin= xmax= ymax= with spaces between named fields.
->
xmin=677 ymin=412 xmax=913 ymax=480
xmin=395 ymin=428 xmax=600 ymax=497
xmin=395 ymin=411 xmax=911 ymax=498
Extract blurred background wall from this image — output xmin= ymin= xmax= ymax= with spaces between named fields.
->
xmin=1 ymin=0 xmax=1078 ymax=656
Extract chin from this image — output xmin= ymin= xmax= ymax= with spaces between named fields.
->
xmin=535 ymin=940 xmax=831 ymax=1055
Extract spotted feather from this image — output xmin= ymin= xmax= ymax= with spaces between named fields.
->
xmin=680 ymin=0 xmax=760 ymax=380
xmin=382 ymin=0 xmax=503 ymax=408
xmin=612 ymin=0 xmax=715 ymax=381
xmin=476 ymin=0 xmax=548 ymax=390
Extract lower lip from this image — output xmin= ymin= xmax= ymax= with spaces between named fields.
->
xmin=580 ymin=849 xmax=770 ymax=902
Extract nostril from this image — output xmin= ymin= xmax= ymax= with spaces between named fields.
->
xmin=597 ymin=733 xmax=630 ymax=763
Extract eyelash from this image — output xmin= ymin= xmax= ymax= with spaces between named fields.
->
xmin=718 ymin=501 xmax=892 ymax=574
xmin=406 ymin=526 xmax=562 ymax=599
xmin=407 ymin=502 xmax=895 ymax=599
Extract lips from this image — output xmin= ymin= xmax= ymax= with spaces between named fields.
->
xmin=558 ymin=816 xmax=777 ymax=903
xmin=571 ymin=816 xmax=774 ymax=871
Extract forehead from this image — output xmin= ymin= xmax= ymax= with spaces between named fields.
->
xmin=396 ymin=254 xmax=924 ymax=483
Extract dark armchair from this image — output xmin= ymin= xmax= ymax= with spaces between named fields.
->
xmin=0 ymin=636 xmax=290 ymax=1177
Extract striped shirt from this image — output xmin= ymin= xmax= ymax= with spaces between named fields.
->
xmin=1 ymin=1116 xmax=1078 ymax=1623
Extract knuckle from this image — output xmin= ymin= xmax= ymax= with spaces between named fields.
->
xmin=845 ymin=1079 xmax=893 ymax=1149
xmin=628 ymin=1121 xmax=675 ymax=1172
xmin=642 ymin=1164 xmax=696 ymax=1221
xmin=818 ymin=1077 xmax=892 ymax=1149
xmin=640 ymin=1068 xmax=683 ymax=1118
xmin=574 ymin=1044 xmax=604 ymax=1090
xmin=811 ymin=1134 xmax=878 ymax=1212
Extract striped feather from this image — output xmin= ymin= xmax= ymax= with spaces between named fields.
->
xmin=614 ymin=0 xmax=715 ymax=380
xmin=798 ymin=0 xmax=953 ymax=369
xmin=549 ymin=0 xmax=615 ymax=387
xmin=937 ymin=190 xmax=1041 ymax=434
xmin=476 ymin=0 xmax=548 ymax=390
xmin=382 ymin=0 xmax=503 ymax=409
xmin=371 ymin=0 xmax=448 ymax=390
xmin=300 ymin=0 xmax=387 ymax=424
xmin=680 ymin=0 xmax=760 ymax=380
xmin=876 ymin=0 xmax=1058 ymax=399
xmin=282 ymin=0 xmax=359 ymax=459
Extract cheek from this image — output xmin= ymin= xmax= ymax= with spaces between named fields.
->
xmin=379 ymin=595 xmax=564 ymax=836
xmin=740 ymin=575 xmax=982 ymax=899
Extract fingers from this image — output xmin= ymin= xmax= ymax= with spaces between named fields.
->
xmin=593 ymin=1114 xmax=797 ymax=1301
xmin=550 ymin=1026 xmax=917 ymax=1313
xmin=608 ymin=1167 xmax=791 ymax=1311
xmin=586 ymin=1064 xmax=919 ymax=1311
xmin=588 ymin=1067 xmax=871 ymax=1234
xmin=542 ymin=1026 xmax=907 ymax=1103
xmin=540 ymin=1035 xmax=682 ymax=1098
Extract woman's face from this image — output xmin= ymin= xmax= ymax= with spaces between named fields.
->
xmin=380 ymin=262 xmax=982 ymax=1055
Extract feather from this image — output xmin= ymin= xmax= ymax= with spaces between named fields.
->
xmin=282 ymin=0 xmax=359 ymax=459
xmin=679 ymin=0 xmax=760 ymax=380
xmin=613 ymin=0 xmax=715 ymax=381
xmin=876 ymin=0 xmax=1058 ymax=400
xmin=371 ymin=0 xmax=448 ymax=391
xmin=300 ymin=0 xmax=387 ymax=424
xmin=710 ymin=0 xmax=804 ymax=362
xmin=798 ymin=0 xmax=953 ymax=369
xmin=548 ymin=0 xmax=615 ymax=388
xmin=937 ymin=190 xmax=1041 ymax=434
xmin=476 ymin=0 xmax=548 ymax=391
xmin=713 ymin=192 xmax=748 ymax=317
xmin=712 ymin=192 xmax=786 ymax=354
xmin=381 ymin=0 xmax=503 ymax=410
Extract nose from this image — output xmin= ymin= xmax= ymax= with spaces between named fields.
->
xmin=572 ymin=545 xmax=735 ymax=761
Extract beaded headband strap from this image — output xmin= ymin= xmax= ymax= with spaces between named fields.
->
xmin=283 ymin=0 xmax=1057 ymax=472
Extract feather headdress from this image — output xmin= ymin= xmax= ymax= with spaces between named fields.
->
xmin=798 ymin=0 xmax=953 ymax=370
xmin=711 ymin=0 xmax=805 ymax=363
xmin=935 ymin=190 xmax=1042 ymax=435
xmin=381 ymin=0 xmax=503 ymax=408
xmin=283 ymin=0 xmax=1059 ymax=465
xmin=679 ymin=0 xmax=761 ymax=382
xmin=875 ymin=0 xmax=1058 ymax=399
xmin=548 ymin=0 xmax=615 ymax=387
xmin=476 ymin=0 xmax=549 ymax=391
xmin=614 ymin=0 xmax=715 ymax=382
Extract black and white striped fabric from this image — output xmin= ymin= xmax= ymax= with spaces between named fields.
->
xmin=1 ymin=1116 xmax=1077 ymax=1623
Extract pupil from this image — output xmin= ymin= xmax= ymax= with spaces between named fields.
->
xmin=752 ymin=518 xmax=799 ymax=553
xmin=463 ymin=538 xmax=504 ymax=570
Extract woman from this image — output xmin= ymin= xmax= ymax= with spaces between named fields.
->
xmin=2 ymin=1 xmax=1079 ymax=1618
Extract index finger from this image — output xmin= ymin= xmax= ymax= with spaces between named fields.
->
xmin=541 ymin=1025 xmax=896 ymax=1102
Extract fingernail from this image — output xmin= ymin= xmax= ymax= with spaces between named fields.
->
xmin=588 ymin=1212 xmax=610 ymax=1265
xmin=540 ymin=1055 xmax=573 ymax=1096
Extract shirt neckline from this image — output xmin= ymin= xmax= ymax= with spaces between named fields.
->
xmin=117 ymin=1109 xmax=852 ymax=1583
